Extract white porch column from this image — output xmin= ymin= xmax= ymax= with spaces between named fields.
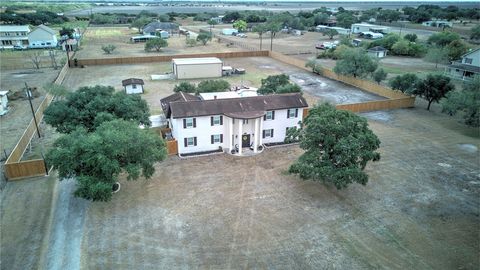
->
xmin=253 ymin=118 xmax=259 ymax=153
xmin=238 ymin=119 xmax=243 ymax=155
xmin=259 ymin=117 xmax=264 ymax=146
xmin=229 ymin=117 xmax=234 ymax=152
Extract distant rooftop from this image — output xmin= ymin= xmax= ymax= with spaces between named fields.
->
xmin=172 ymin=57 xmax=222 ymax=65
xmin=0 ymin=25 xmax=30 ymax=32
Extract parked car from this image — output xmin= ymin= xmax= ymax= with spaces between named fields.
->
xmin=237 ymin=33 xmax=247 ymax=38
xmin=315 ymin=42 xmax=336 ymax=50
xmin=13 ymin=45 xmax=27 ymax=50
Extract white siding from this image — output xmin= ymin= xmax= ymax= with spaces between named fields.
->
xmin=172 ymin=108 xmax=304 ymax=155
xmin=173 ymin=63 xmax=222 ymax=79
xmin=262 ymin=108 xmax=303 ymax=144
xmin=174 ymin=115 xmax=228 ymax=154
xmin=125 ymin=84 xmax=143 ymax=94
xmin=28 ymin=28 xmax=57 ymax=47
xmin=462 ymin=50 xmax=480 ymax=67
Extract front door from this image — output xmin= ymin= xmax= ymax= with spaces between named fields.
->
xmin=242 ymin=134 xmax=250 ymax=148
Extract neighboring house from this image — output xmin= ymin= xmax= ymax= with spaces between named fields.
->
xmin=122 ymin=78 xmax=144 ymax=94
xmin=367 ymin=46 xmax=388 ymax=58
xmin=360 ymin=31 xmax=384 ymax=39
xmin=422 ymin=20 xmax=453 ymax=28
xmin=130 ymin=34 xmax=158 ymax=43
xmin=315 ymin=25 xmax=351 ymax=35
xmin=210 ymin=16 xmax=224 ymax=24
xmin=0 ymin=25 xmax=30 ymax=49
xmin=445 ymin=48 xmax=480 ymax=81
xmin=172 ymin=57 xmax=223 ymax=79
xmin=161 ymin=92 xmax=308 ymax=156
xmin=142 ymin=22 xmax=179 ymax=36
xmin=0 ymin=90 xmax=9 ymax=116
xmin=351 ymin=23 xmax=390 ymax=34
xmin=221 ymin=28 xmax=238 ymax=36
xmin=28 ymin=24 xmax=57 ymax=48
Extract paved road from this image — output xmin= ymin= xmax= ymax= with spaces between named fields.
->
xmin=388 ymin=26 xmax=438 ymax=38
xmin=43 ymin=178 xmax=89 ymax=270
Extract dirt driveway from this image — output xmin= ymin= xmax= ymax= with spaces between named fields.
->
xmin=77 ymin=106 xmax=479 ymax=269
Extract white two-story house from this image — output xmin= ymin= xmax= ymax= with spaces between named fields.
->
xmin=0 ymin=25 xmax=30 ymax=49
xmin=445 ymin=48 xmax=480 ymax=81
xmin=161 ymin=92 xmax=308 ymax=156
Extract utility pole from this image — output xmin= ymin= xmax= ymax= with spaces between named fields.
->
xmin=65 ymin=45 xmax=70 ymax=67
xmin=25 ymin=82 xmax=41 ymax=138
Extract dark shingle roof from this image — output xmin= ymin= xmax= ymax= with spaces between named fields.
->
xmin=122 ymin=78 xmax=144 ymax=86
xmin=448 ymin=62 xmax=480 ymax=73
xmin=143 ymin=22 xmax=179 ymax=34
xmin=368 ymin=46 xmax=387 ymax=52
xmin=166 ymin=93 xmax=308 ymax=119
xmin=160 ymin=92 xmax=200 ymax=113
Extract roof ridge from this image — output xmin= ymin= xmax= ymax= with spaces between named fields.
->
xmin=169 ymin=93 xmax=302 ymax=105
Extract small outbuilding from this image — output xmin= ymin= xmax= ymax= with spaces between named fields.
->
xmin=172 ymin=57 xmax=223 ymax=79
xmin=122 ymin=78 xmax=144 ymax=94
xmin=222 ymin=28 xmax=238 ymax=36
xmin=0 ymin=90 xmax=9 ymax=116
xmin=367 ymin=46 xmax=388 ymax=58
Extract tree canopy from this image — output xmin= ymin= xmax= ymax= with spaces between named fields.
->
xmin=442 ymin=75 xmax=480 ymax=127
xmin=424 ymin=47 xmax=449 ymax=68
xmin=258 ymin=74 xmax=301 ymax=95
xmin=388 ymin=73 xmax=419 ymax=93
xmin=196 ymin=80 xmax=230 ymax=93
xmin=233 ymin=19 xmax=247 ymax=32
xmin=333 ymin=48 xmax=378 ymax=78
xmin=289 ymin=103 xmax=381 ymax=189
xmin=44 ymin=85 xmax=150 ymax=133
xmin=372 ymin=68 xmax=387 ymax=84
xmin=46 ymin=119 xmax=167 ymax=201
xmin=174 ymin=82 xmax=196 ymax=93
xmin=196 ymin=32 xmax=212 ymax=45
xmin=412 ymin=74 xmax=455 ymax=110
xmin=145 ymin=38 xmax=168 ymax=52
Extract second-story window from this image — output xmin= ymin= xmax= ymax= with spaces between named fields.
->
xmin=265 ymin=111 xmax=275 ymax=120
xmin=211 ymin=115 xmax=223 ymax=126
xmin=184 ymin=118 xmax=196 ymax=128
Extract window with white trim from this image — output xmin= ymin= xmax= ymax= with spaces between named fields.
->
xmin=132 ymin=84 xmax=137 ymax=89
xmin=288 ymin=109 xmax=296 ymax=118
xmin=213 ymin=134 xmax=221 ymax=143
xmin=263 ymin=129 xmax=274 ymax=138
xmin=213 ymin=115 xmax=221 ymax=125
xmin=186 ymin=137 xmax=195 ymax=146
xmin=185 ymin=118 xmax=194 ymax=128
xmin=243 ymin=119 xmax=249 ymax=124
xmin=265 ymin=111 xmax=273 ymax=120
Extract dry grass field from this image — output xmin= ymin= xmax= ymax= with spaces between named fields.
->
xmin=4 ymin=105 xmax=478 ymax=269
xmin=75 ymin=27 xmax=244 ymax=59
xmin=0 ymin=68 xmax=60 ymax=155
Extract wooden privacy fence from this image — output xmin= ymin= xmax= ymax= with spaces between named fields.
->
xmin=166 ymin=140 xmax=178 ymax=156
xmin=3 ymin=63 xmax=69 ymax=180
xmin=70 ymin=50 xmax=269 ymax=66
xmin=268 ymin=51 xmax=415 ymax=112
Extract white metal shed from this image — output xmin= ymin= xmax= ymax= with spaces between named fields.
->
xmin=172 ymin=57 xmax=223 ymax=80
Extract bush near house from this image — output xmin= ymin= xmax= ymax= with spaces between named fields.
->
xmin=258 ymin=74 xmax=302 ymax=95
xmin=196 ymin=80 xmax=230 ymax=93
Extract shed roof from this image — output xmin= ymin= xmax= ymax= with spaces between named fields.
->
xmin=122 ymin=78 xmax=144 ymax=86
xmin=368 ymin=46 xmax=387 ymax=52
xmin=167 ymin=93 xmax=308 ymax=119
xmin=0 ymin=25 xmax=30 ymax=32
xmin=172 ymin=57 xmax=222 ymax=65
xmin=33 ymin=24 xmax=56 ymax=35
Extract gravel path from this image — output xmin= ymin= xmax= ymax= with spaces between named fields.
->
xmin=43 ymin=178 xmax=89 ymax=270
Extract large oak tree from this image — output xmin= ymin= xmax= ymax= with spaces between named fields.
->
xmin=289 ymin=104 xmax=381 ymax=189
